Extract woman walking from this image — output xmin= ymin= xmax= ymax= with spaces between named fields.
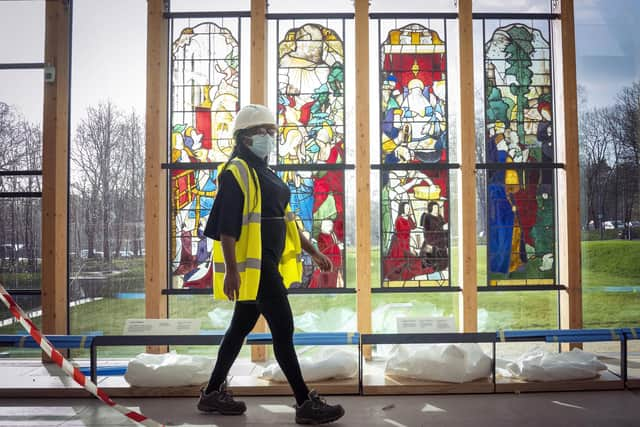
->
xmin=198 ymin=104 xmax=345 ymax=425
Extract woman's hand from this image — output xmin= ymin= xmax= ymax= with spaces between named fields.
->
xmin=312 ymin=252 xmax=333 ymax=272
xmin=223 ymin=270 xmax=241 ymax=300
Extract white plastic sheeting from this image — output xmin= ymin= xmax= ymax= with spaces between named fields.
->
xmin=207 ymin=307 xmax=233 ymax=329
xmin=294 ymin=307 xmax=356 ymax=332
xmin=385 ymin=343 xmax=492 ymax=383
xmin=261 ymin=348 xmax=358 ymax=382
xmin=496 ymin=347 xmax=608 ymax=381
xmin=124 ymin=351 xmax=215 ymax=387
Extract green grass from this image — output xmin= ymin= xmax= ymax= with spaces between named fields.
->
xmin=1 ymin=240 xmax=638 ymax=358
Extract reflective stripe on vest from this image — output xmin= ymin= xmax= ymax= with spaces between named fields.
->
xmin=211 ymin=158 xmax=303 ymax=300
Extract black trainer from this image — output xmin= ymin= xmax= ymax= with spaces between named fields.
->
xmin=197 ymin=381 xmax=247 ymax=415
xmin=295 ymin=390 xmax=345 ymax=425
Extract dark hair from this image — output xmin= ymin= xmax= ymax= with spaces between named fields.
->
xmin=428 ymin=201 xmax=439 ymax=214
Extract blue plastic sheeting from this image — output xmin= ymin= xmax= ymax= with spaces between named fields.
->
xmin=115 ymin=292 xmax=145 ymax=299
xmin=247 ymin=332 xmax=360 ymax=345
xmin=0 ymin=332 xmax=103 ymax=348
xmin=79 ymin=366 xmax=127 ymax=376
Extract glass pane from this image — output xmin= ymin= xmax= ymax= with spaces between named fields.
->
xmin=171 ymin=19 xmax=241 ymax=163
xmin=381 ymin=169 xmax=450 ymax=288
xmin=278 ymin=169 xmax=346 ymax=289
xmin=481 ymin=20 xmax=557 ymax=286
xmin=0 ymin=1 xmax=45 ymax=63
xmin=0 ymin=69 xmax=44 ymax=135
xmin=277 ymin=21 xmax=345 ymax=165
xmin=69 ymin=0 xmax=147 ymax=339
xmin=170 ymin=17 xmax=242 ymax=289
xmin=473 ymin=0 xmax=558 ymax=13
xmin=485 ymin=169 xmax=556 ymax=285
xmin=477 ymin=290 xmax=558 ymax=331
xmin=0 ymin=294 xmax=42 ymax=357
xmin=576 ymin=1 xmax=640 ymax=328
xmin=380 ymin=21 xmax=448 ymax=165
xmin=371 ymin=0 xmax=457 ymax=13
xmin=372 ymin=293 xmax=458 ymax=333
xmin=170 ymin=168 xmax=217 ymax=289
xmin=484 ymin=21 xmax=554 ymax=165
xmin=170 ymin=0 xmax=250 ymax=12
xmin=0 ymin=198 xmax=41 ymax=289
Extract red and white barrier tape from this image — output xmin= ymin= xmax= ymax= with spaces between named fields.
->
xmin=0 ymin=283 xmax=163 ymax=427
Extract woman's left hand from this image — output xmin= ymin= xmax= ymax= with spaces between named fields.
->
xmin=312 ymin=252 xmax=333 ymax=272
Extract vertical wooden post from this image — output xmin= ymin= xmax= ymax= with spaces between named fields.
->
xmin=145 ymin=0 xmax=169 ymax=353
xmin=458 ymin=0 xmax=478 ymax=332
xmin=355 ymin=0 xmax=372 ymax=355
xmin=42 ymin=0 xmax=70 ymax=345
xmin=559 ymin=0 xmax=582 ymax=333
xmin=250 ymin=0 xmax=268 ymax=362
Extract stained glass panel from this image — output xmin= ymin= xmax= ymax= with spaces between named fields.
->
xmin=170 ymin=19 xmax=240 ymax=288
xmin=279 ymin=168 xmax=346 ymax=289
xmin=484 ymin=22 xmax=556 ymax=286
xmin=381 ymin=169 xmax=449 ymax=287
xmin=381 ymin=24 xmax=448 ymax=165
xmin=275 ymin=21 xmax=348 ymax=291
xmin=379 ymin=22 xmax=450 ymax=288
xmin=277 ymin=22 xmax=345 ymax=165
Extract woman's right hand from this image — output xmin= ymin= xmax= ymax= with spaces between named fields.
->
xmin=223 ymin=270 xmax=241 ymax=300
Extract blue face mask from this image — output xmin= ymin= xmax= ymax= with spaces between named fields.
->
xmin=248 ymin=134 xmax=274 ymax=159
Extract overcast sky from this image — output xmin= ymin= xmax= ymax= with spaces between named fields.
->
xmin=0 ymin=0 xmax=638 ymax=127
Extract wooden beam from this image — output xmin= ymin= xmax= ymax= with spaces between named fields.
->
xmin=559 ymin=0 xmax=582 ymax=333
xmin=250 ymin=0 xmax=268 ymax=363
xmin=144 ymin=0 xmax=169 ymax=354
xmin=355 ymin=0 xmax=372 ymax=355
xmin=458 ymin=0 xmax=478 ymax=332
xmin=42 ymin=0 xmax=70 ymax=343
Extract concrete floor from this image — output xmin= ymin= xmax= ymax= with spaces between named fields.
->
xmin=1 ymin=390 xmax=639 ymax=426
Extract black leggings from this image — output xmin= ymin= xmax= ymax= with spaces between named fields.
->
xmin=205 ymin=294 xmax=310 ymax=405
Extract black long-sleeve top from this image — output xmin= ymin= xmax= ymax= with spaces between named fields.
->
xmin=204 ymin=145 xmax=291 ymax=298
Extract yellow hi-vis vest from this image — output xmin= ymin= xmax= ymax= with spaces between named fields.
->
xmin=212 ymin=158 xmax=303 ymax=301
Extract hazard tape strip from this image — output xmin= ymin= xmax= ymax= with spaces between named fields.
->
xmin=0 ymin=283 xmax=163 ymax=427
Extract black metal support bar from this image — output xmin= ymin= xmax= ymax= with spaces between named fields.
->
xmin=0 ymin=170 xmax=43 ymax=176
xmin=369 ymin=13 xmax=458 ymax=19
xmin=161 ymin=162 xmax=222 ymax=170
xmin=0 ymin=289 xmax=41 ymax=296
xmin=372 ymin=163 xmax=460 ymax=171
xmin=162 ymin=287 xmax=357 ymax=295
xmin=361 ymin=332 xmax=496 ymax=345
xmin=373 ymin=287 xmax=461 ymax=293
xmin=266 ymin=13 xmax=355 ymax=20
xmin=478 ymin=285 xmax=566 ymax=292
xmin=476 ymin=162 xmax=564 ymax=170
xmin=0 ymin=192 xmax=42 ymax=198
xmin=272 ymin=163 xmax=355 ymax=171
xmin=164 ymin=11 xmax=251 ymax=19
xmin=0 ymin=63 xmax=46 ymax=70
xmin=473 ymin=13 xmax=560 ymax=20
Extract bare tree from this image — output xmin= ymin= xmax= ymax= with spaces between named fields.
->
xmin=579 ymin=107 xmax=615 ymax=229
xmin=71 ymin=102 xmax=126 ymax=263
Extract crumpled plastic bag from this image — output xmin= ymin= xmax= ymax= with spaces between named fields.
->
xmin=207 ymin=307 xmax=233 ymax=329
xmin=124 ymin=351 xmax=215 ymax=387
xmin=261 ymin=348 xmax=357 ymax=382
xmin=496 ymin=347 xmax=608 ymax=382
xmin=384 ymin=343 xmax=492 ymax=383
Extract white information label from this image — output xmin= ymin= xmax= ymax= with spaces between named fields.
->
xmin=123 ymin=319 xmax=201 ymax=335
xmin=396 ymin=316 xmax=456 ymax=333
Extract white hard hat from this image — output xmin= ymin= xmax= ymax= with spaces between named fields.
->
xmin=232 ymin=104 xmax=276 ymax=135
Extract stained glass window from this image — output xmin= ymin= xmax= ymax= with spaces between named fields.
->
xmin=275 ymin=21 xmax=347 ymax=289
xmin=483 ymin=21 xmax=556 ymax=286
xmin=170 ymin=19 xmax=241 ymax=288
xmin=378 ymin=22 xmax=451 ymax=288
